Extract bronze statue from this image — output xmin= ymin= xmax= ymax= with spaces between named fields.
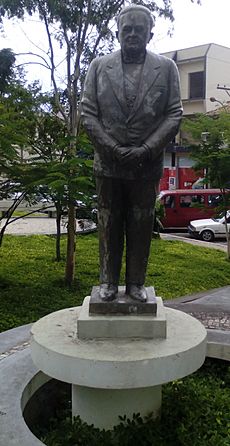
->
xmin=81 ymin=5 xmax=182 ymax=302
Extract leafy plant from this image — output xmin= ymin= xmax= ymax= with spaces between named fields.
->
xmin=183 ymin=112 xmax=230 ymax=258
xmin=36 ymin=359 xmax=230 ymax=446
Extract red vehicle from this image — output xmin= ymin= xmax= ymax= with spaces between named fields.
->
xmin=158 ymin=189 xmax=226 ymax=229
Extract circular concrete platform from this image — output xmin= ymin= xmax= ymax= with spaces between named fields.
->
xmin=31 ymin=305 xmax=207 ymax=389
xmin=30 ymin=305 xmax=207 ymax=428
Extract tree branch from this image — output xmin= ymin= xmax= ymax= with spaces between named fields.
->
xmin=37 ymin=1 xmax=68 ymax=127
xmin=16 ymin=61 xmax=51 ymax=70
xmin=15 ymin=51 xmax=51 ymax=69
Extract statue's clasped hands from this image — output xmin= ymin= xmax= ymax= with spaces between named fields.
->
xmin=113 ymin=144 xmax=150 ymax=168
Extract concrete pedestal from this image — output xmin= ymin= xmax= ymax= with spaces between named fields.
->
xmin=72 ymin=385 xmax=161 ymax=429
xmin=78 ymin=296 xmax=166 ymax=339
xmin=30 ymin=301 xmax=207 ymax=429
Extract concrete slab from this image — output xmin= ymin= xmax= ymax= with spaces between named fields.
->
xmin=165 ymin=286 xmax=230 ymax=314
xmin=207 ymin=329 xmax=230 ymax=361
xmin=1 ymin=217 xmax=96 ymax=236
xmin=78 ymin=296 xmax=166 ymax=339
xmin=0 ymin=348 xmax=43 ymax=446
xmin=186 ymin=288 xmax=230 ymax=308
xmin=0 ymin=323 xmax=32 ymax=355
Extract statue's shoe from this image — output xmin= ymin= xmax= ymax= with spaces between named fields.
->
xmin=126 ymin=285 xmax=147 ymax=302
xmin=99 ymin=284 xmax=118 ymax=301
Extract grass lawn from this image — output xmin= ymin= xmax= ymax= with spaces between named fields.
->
xmin=0 ymin=233 xmax=230 ymax=332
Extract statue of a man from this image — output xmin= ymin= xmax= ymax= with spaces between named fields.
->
xmin=81 ymin=5 xmax=182 ymax=302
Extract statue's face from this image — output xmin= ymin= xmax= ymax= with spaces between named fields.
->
xmin=117 ymin=11 xmax=152 ymax=56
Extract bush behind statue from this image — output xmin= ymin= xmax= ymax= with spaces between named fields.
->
xmin=40 ymin=359 xmax=230 ymax=446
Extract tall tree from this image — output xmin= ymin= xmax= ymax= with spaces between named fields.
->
xmin=0 ymin=0 xmax=201 ymax=285
xmin=183 ymin=112 xmax=230 ymax=259
xmin=0 ymin=75 xmax=49 ymax=246
xmin=0 ymin=48 xmax=16 ymax=93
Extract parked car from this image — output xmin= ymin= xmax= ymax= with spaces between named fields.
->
xmin=188 ymin=211 xmax=230 ymax=242
xmin=158 ymin=189 xmax=229 ymax=229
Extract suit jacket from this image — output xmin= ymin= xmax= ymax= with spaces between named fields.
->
xmin=81 ymin=50 xmax=183 ymax=181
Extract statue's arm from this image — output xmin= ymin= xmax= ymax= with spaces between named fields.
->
xmin=81 ymin=59 xmax=119 ymax=154
xmin=144 ymin=60 xmax=183 ymax=160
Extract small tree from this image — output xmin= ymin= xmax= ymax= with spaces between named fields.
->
xmin=0 ymin=52 xmax=46 ymax=246
xmin=183 ymin=112 xmax=230 ymax=259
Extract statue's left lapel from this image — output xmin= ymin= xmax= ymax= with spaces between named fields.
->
xmin=105 ymin=51 xmax=129 ymax=117
xmin=126 ymin=52 xmax=161 ymax=123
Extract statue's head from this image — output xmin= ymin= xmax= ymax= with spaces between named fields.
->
xmin=116 ymin=5 xmax=154 ymax=57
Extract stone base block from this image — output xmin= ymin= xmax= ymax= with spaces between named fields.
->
xmin=89 ymin=286 xmax=157 ymax=315
xmin=77 ymin=296 xmax=166 ymax=340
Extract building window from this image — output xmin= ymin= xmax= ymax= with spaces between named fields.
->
xmin=178 ymin=156 xmax=195 ymax=168
xmin=164 ymin=153 xmax=172 ymax=168
xmin=189 ymin=71 xmax=205 ymax=99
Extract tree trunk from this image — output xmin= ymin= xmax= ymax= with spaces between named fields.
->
xmin=0 ymin=225 xmax=7 ymax=247
xmin=65 ymin=201 xmax=76 ymax=286
xmin=224 ymin=215 xmax=230 ymax=260
xmin=55 ymin=201 xmax=62 ymax=262
xmin=221 ymin=189 xmax=230 ymax=260
xmin=226 ymin=232 xmax=230 ymax=261
xmin=0 ymin=197 xmax=24 ymax=247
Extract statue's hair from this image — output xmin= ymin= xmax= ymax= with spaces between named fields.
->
xmin=117 ymin=5 xmax=154 ymax=30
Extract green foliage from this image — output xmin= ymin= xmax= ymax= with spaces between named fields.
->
xmin=0 ymin=0 xmax=201 ymax=83
xmin=0 ymin=84 xmax=95 ymax=255
xmin=182 ymin=112 xmax=230 ymax=259
xmin=182 ymin=112 xmax=230 ymax=189
xmin=0 ymin=79 xmax=39 ymax=167
xmin=0 ymin=47 xmax=15 ymax=93
xmin=37 ymin=359 xmax=230 ymax=446
xmin=1 ymin=234 xmax=230 ymax=332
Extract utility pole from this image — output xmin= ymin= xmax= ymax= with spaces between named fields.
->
xmin=217 ymin=84 xmax=230 ymax=97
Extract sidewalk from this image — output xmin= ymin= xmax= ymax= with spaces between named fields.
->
xmin=161 ymin=232 xmax=227 ymax=252
xmin=1 ymin=217 xmax=96 ymax=235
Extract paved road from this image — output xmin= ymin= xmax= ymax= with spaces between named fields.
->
xmin=1 ymin=217 xmax=67 ymax=235
xmin=161 ymin=231 xmax=227 ymax=252
xmin=173 ymin=231 xmax=227 ymax=246
xmin=161 ymin=232 xmax=227 ymax=252
xmin=0 ymin=217 xmax=95 ymax=235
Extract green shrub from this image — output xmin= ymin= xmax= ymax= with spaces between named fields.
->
xmin=39 ymin=359 xmax=230 ymax=446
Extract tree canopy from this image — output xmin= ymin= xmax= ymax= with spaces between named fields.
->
xmin=0 ymin=0 xmax=202 ymax=283
xmin=183 ymin=112 xmax=230 ymax=190
xmin=183 ymin=111 xmax=230 ymax=258
xmin=0 ymin=48 xmax=16 ymax=93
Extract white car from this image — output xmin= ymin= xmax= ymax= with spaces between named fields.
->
xmin=188 ymin=211 xmax=230 ymax=242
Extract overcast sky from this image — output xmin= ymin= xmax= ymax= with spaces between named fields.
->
xmin=152 ymin=0 xmax=230 ymax=53
xmin=1 ymin=0 xmax=230 ymax=89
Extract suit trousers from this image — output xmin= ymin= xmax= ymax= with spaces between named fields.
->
xmin=96 ymin=177 xmax=157 ymax=286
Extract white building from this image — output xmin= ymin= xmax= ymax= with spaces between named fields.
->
xmin=160 ymin=43 xmax=230 ymax=190
xmin=163 ymin=43 xmax=230 ymax=116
